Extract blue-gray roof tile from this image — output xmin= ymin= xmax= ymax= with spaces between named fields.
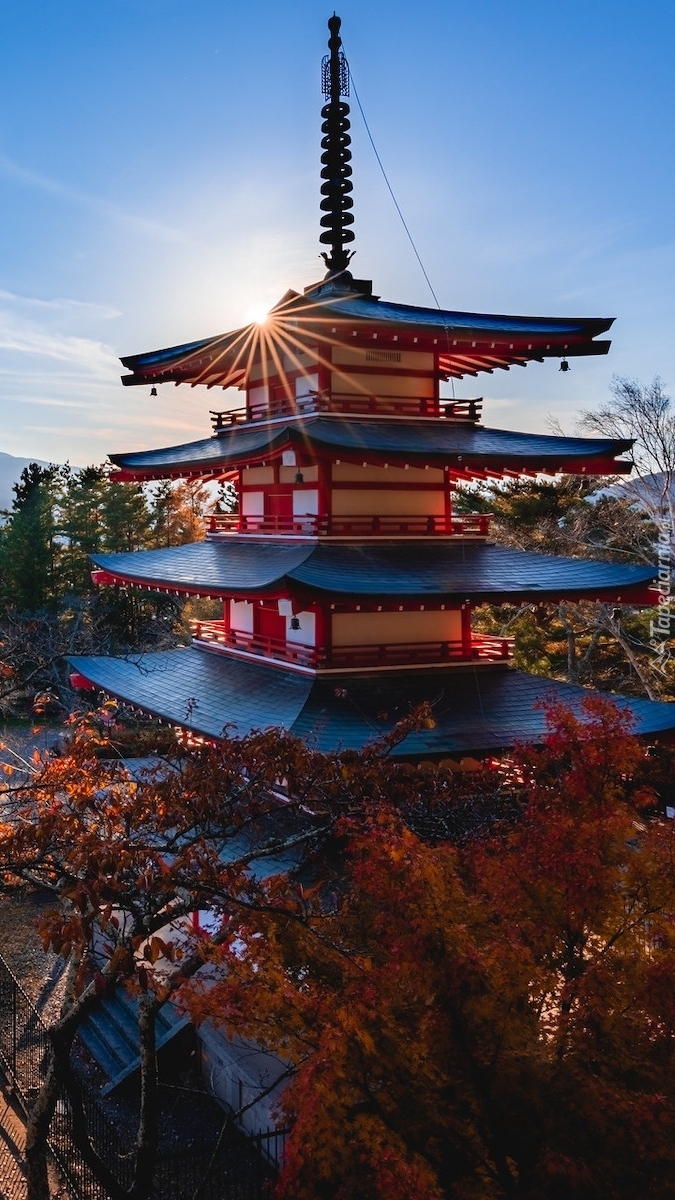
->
xmin=90 ymin=540 xmax=657 ymax=603
xmin=69 ymin=649 xmax=675 ymax=756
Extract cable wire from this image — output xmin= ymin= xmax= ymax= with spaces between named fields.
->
xmin=348 ymin=59 xmax=491 ymax=754
xmin=349 ymin=71 xmax=442 ymax=311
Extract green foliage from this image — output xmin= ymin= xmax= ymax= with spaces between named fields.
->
xmin=0 ymin=466 xmax=221 ymax=714
xmin=0 ymin=464 xmax=61 ymax=611
xmin=456 ymin=474 xmax=673 ymax=698
xmin=0 ymin=465 xmax=217 ymax=616
xmin=148 ymin=478 xmax=211 ymax=548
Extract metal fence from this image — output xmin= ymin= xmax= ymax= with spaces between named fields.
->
xmin=0 ymin=953 xmax=283 ymax=1200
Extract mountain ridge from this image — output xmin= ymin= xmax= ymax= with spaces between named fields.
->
xmin=0 ymin=451 xmax=55 ymax=513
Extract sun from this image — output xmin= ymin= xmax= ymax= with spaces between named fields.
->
xmin=244 ymin=303 xmax=270 ymax=326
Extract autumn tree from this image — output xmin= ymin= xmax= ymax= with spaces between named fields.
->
xmin=461 ymin=375 xmax=675 ymax=697
xmin=3 ymin=702 xmax=675 ymax=1199
xmin=148 ymin=478 xmax=211 ymax=548
xmin=0 ymin=706 xmax=465 ymax=1200
xmin=195 ymin=700 xmax=675 ymax=1200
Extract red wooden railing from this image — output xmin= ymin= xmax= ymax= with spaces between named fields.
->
xmin=191 ymin=622 xmax=513 ymax=669
xmin=209 ymin=393 xmax=482 ymax=429
xmin=206 ymin=512 xmax=492 ymax=538
xmin=191 ymin=624 xmax=315 ymax=668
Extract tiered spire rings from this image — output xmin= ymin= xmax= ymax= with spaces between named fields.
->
xmin=320 ymin=15 xmax=355 ymax=275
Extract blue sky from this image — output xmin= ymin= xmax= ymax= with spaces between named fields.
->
xmin=0 ymin=0 xmax=673 ymax=465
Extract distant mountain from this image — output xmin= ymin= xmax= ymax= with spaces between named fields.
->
xmin=595 ymin=472 xmax=675 ymax=509
xmin=0 ymin=452 xmax=54 ymax=514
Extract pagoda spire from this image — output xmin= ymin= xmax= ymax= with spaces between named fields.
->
xmin=319 ymin=14 xmax=355 ymax=276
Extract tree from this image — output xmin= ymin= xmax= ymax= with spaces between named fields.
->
xmin=149 ymin=478 xmax=211 ymax=548
xmin=196 ymin=701 xmax=675 ymax=1200
xmin=581 ymin=375 xmax=675 ymax=532
xmin=453 ymin=470 xmax=673 ymax=699
xmin=4 ymin=704 xmax=675 ymax=1199
xmin=0 ymin=707 xmax=457 ymax=1199
xmin=57 ymin=465 xmax=111 ymax=594
xmin=0 ymin=464 xmax=61 ymax=612
xmin=0 ymin=467 xmax=195 ymax=714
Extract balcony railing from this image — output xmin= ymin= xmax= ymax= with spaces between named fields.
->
xmin=209 ymin=394 xmax=482 ymax=429
xmin=206 ymin=512 xmax=492 ymax=538
xmin=191 ymin=623 xmax=315 ymax=669
xmin=191 ymin=622 xmax=513 ymax=670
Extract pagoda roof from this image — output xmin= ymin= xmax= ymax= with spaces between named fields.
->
xmin=119 ymin=278 xmax=613 ymax=387
xmin=68 ymin=649 xmax=675 ymax=757
xmin=110 ymin=417 xmax=632 ymax=482
xmin=90 ymin=541 xmax=657 ymax=605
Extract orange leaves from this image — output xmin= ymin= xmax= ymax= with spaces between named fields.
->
xmin=142 ymin=935 xmax=182 ymax=966
xmin=6 ymin=701 xmax=675 ymax=1197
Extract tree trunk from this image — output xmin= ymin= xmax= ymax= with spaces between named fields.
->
xmin=25 ymin=958 xmax=129 ymax=1200
xmin=130 ymin=993 xmax=160 ymax=1200
xmin=25 ymin=1054 xmax=61 ymax=1200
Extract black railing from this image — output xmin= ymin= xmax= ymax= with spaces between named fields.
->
xmin=0 ymin=952 xmax=284 ymax=1200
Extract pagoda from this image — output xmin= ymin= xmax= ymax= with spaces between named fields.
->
xmin=71 ymin=16 xmax=675 ymax=759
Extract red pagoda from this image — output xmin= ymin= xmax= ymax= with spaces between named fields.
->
xmin=71 ymin=16 xmax=675 ymax=758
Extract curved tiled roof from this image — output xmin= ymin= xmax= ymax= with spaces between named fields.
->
xmin=109 ymin=417 xmax=632 ymax=480
xmin=68 ymin=649 xmax=675 ymax=756
xmin=90 ymin=540 xmax=657 ymax=604
xmin=119 ymin=278 xmax=613 ymax=387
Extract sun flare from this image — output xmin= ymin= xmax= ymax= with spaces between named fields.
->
xmin=245 ymin=304 xmax=270 ymax=326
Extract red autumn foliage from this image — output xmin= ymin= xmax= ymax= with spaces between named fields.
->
xmin=2 ymin=699 xmax=675 ymax=1198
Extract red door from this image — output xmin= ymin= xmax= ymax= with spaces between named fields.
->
xmin=256 ymin=605 xmax=286 ymax=650
xmin=266 ymin=491 xmax=293 ymax=532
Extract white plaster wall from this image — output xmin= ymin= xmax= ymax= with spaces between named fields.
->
xmin=293 ymin=490 xmax=319 ymax=516
xmin=248 ymin=384 xmax=268 ymax=411
xmin=295 ymin=373 xmax=319 ymax=397
xmin=241 ymin=492 xmax=265 ymax=519
xmin=230 ymin=600 xmax=254 ymax=634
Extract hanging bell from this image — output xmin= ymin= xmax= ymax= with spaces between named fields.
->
xmin=150 ymin=386 xmax=158 ymax=396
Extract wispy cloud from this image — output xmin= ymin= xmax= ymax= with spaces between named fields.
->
xmin=0 ymin=324 xmax=118 ymax=374
xmin=0 ymin=289 xmax=121 ymax=320
xmin=0 ymin=290 xmax=119 ymax=375
xmin=0 ymin=152 xmax=185 ymax=243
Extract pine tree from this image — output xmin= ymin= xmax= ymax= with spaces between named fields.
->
xmin=149 ymin=478 xmax=210 ymax=547
xmin=0 ymin=464 xmax=61 ymax=612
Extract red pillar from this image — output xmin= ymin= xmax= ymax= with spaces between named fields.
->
xmin=461 ymin=604 xmax=472 ymax=658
